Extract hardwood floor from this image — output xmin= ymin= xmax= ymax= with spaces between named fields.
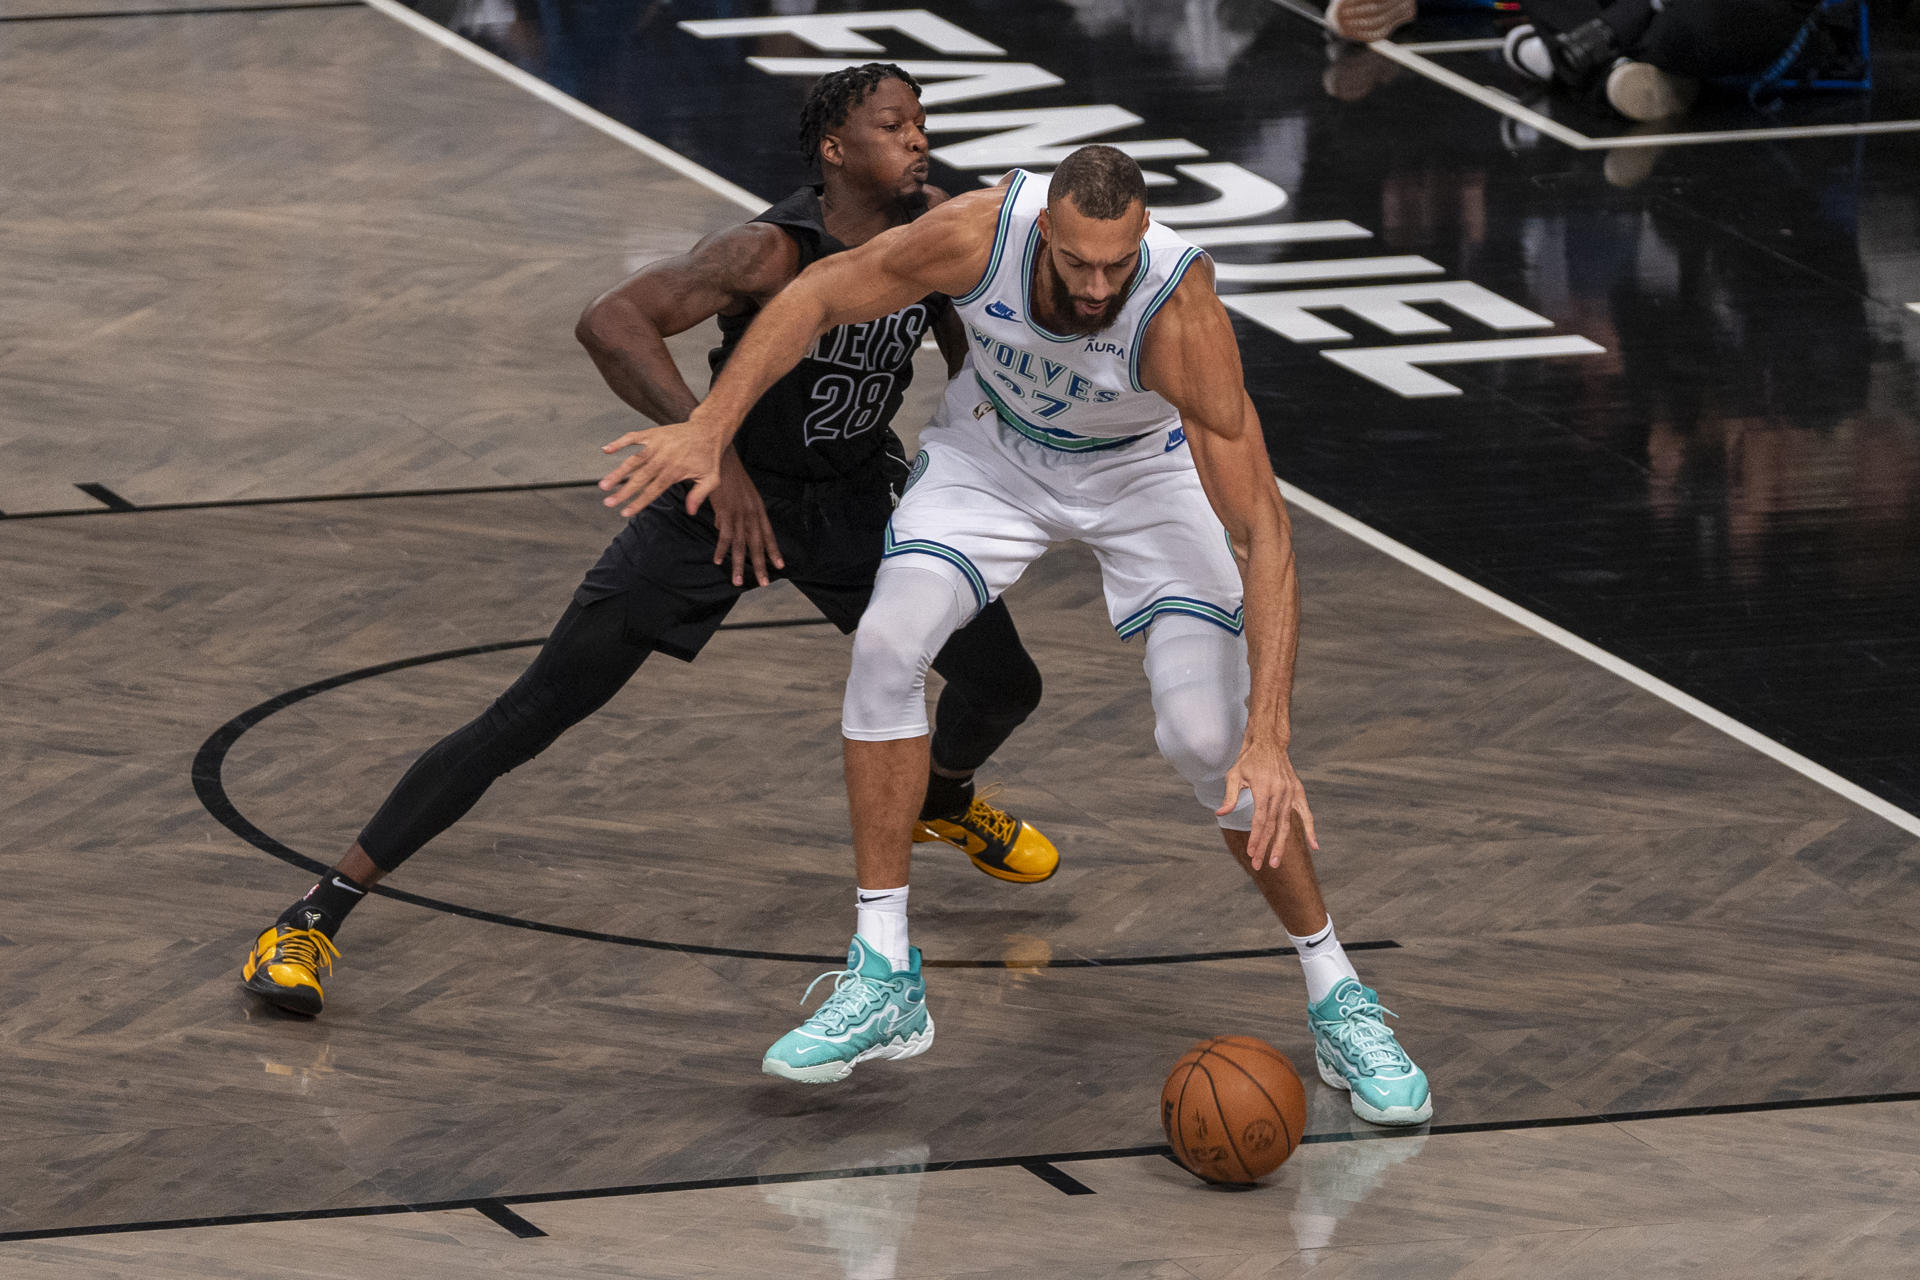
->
xmin=2 ymin=1 xmax=1917 ymax=1276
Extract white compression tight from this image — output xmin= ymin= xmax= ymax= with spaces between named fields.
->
xmin=841 ymin=561 xmax=976 ymax=742
xmin=840 ymin=561 xmax=1254 ymax=829
xmin=1144 ymin=615 xmax=1255 ymax=831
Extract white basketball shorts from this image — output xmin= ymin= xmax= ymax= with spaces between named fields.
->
xmin=884 ymin=388 xmax=1245 ymax=641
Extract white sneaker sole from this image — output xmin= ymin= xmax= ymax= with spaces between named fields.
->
xmin=761 ymin=1018 xmax=935 ymax=1084
xmin=1317 ymin=1049 xmax=1434 ymax=1126
xmin=1606 ymin=61 xmax=1699 ymax=122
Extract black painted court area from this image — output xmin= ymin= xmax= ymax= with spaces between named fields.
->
xmin=404 ymin=0 xmax=1920 ymax=819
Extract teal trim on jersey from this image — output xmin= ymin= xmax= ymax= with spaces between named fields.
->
xmin=1127 ymin=246 xmax=1206 ymax=393
xmin=1016 ymin=223 xmax=1155 ymax=346
xmin=900 ymin=449 xmax=929 ymax=499
xmin=1114 ymin=594 xmax=1245 ymax=640
xmin=973 ymin=372 xmax=1148 ymax=454
xmin=882 ymin=526 xmax=990 ymax=610
xmin=955 ymin=171 xmax=1026 ymax=308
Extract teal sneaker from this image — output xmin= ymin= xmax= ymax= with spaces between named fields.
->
xmin=762 ymin=935 xmax=934 ymax=1084
xmin=1309 ymin=978 xmax=1432 ymax=1126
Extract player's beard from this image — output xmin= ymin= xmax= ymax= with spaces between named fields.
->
xmin=1042 ymin=252 xmax=1124 ymax=336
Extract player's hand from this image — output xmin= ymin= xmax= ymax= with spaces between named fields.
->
xmin=707 ymin=447 xmax=784 ymax=587
xmin=1219 ymin=739 xmax=1318 ymax=870
xmin=599 ymin=418 xmax=726 ymax=518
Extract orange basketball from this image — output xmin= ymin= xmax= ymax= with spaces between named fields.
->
xmin=1161 ymin=1035 xmax=1308 ymax=1184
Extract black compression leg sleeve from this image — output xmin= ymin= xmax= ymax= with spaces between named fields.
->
xmin=356 ymin=596 xmax=651 ymax=871
xmin=927 ymin=598 xmax=1042 ymax=775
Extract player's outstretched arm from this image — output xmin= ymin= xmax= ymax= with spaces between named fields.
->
xmin=1139 ymin=264 xmax=1315 ymax=871
xmin=577 ymin=224 xmax=798 ymax=584
xmin=598 ymin=189 xmax=1002 ymax=518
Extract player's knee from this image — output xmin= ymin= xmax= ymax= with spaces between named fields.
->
xmin=1144 ymin=616 xmax=1251 ymax=809
xmin=843 ymin=563 xmax=975 ymax=740
xmin=849 ymin=612 xmax=940 ymax=702
xmin=993 ymin=647 xmax=1043 ymax=724
xmin=1151 ymin=703 xmax=1241 ymax=785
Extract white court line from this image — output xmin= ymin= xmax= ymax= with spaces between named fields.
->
xmin=361 ymin=0 xmax=1920 ymax=840
xmin=1280 ymin=484 xmax=1920 ymax=838
xmin=1398 ymin=38 xmax=1506 ymax=53
xmin=1908 ymin=303 xmax=1920 ymax=316
xmin=1581 ymin=118 xmax=1920 ymax=148
xmin=1267 ymin=0 xmax=1920 ymax=150
xmin=1262 ymin=0 xmax=1597 ymax=148
xmin=1361 ymin=38 xmax=1596 ymax=148
xmin=359 ymin=0 xmax=764 ymax=214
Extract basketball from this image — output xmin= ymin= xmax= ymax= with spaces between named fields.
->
xmin=1161 ymin=1036 xmax=1308 ymax=1184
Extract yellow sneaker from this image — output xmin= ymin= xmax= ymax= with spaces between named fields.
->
xmin=241 ymin=923 xmax=341 ymax=1016
xmin=914 ymin=789 xmax=1059 ymax=883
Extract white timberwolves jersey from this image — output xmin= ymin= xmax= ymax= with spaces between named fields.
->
xmin=949 ymin=169 xmax=1209 ymax=451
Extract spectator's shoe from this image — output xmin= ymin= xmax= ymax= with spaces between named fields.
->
xmin=1514 ymin=16 xmax=1621 ymax=89
xmin=1606 ymin=59 xmax=1700 ymax=120
xmin=1503 ymin=24 xmax=1556 ymax=82
xmin=763 ymin=936 xmax=934 ymax=1084
xmin=1325 ymin=0 xmax=1417 ymax=43
xmin=1309 ymin=978 xmax=1432 ymax=1126
xmin=241 ymin=921 xmax=340 ymax=1016
xmin=915 ymin=790 xmax=1058 ymax=883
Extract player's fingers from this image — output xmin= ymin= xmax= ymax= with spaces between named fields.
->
xmin=746 ymin=526 xmax=771 ymax=588
xmin=730 ymin=533 xmax=747 ymax=587
xmin=753 ymin=508 xmax=782 ymax=572
xmin=1215 ymin=767 xmax=1245 ymax=818
xmin=597 ymin=454 xmax=640 ymax=492
xmin=605 ymin=469 xmax=645 ymax=509
xmin=685 ymin=476 xmax=719 ymax=516
xmin=1297 ymin=798 xmax=1320 ymax=852
xmin=600 ymin=430 xmax=647 ymax=456
xmin=614 ymin=452 xmax=685 ymax=516
xmin=1252 ymin=803 xmax=1281 ymax=869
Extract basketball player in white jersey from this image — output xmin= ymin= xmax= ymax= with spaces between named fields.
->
xmin=599 ymin=145 xmax=1430 ymax=1125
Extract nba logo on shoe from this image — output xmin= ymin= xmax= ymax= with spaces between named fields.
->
xmin=985 ymin=300 xmax=1017 ymax=320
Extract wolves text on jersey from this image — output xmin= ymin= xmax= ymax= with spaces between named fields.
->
xmin=968 ymin=323 xmax=1123 ymax=421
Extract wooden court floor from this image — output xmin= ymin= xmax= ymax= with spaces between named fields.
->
xmin=3 ymin=3 xmax=1919 ymax=1277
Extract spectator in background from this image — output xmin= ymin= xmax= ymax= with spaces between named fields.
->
xmin=1503 ymin=0 xmax=1880 ymax=119
xmin=1326 ymin=0 xmax=1420 ymax=41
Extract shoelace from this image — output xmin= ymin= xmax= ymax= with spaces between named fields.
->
xmin=278 ymin=928 xmax=341 ymax=975
xmin=965 ymin=788 xmax=1020 ymax=848
xmin=1330 ymin=994 xmax=1412 ymax=1074
xmin=798 ymin=968 xmax=882 ymax=1034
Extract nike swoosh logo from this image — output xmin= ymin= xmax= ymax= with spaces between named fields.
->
xmin=330 ymin=877 xmax=366 ymax=895
xmin=923 ymin=823 xmax=989 ymax=857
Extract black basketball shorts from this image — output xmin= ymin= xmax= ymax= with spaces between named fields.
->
xmin=571 ymin=473 xmax=894 ymax=661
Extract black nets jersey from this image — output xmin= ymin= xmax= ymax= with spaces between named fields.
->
xmin=709 ymin=186 xmax=948 ymax=483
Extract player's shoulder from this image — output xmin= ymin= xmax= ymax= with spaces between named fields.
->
xmin=689 ymin=219 xmax=803 ymax=296
xmin=1150 ymin=243 xmax=1219 ymax=321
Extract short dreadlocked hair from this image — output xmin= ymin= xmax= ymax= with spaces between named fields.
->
xmin=798 ymin=62 xmax=922 ymax=168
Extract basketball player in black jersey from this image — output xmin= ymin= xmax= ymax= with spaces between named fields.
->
xmin=242 ymin=65 xmax=1057 ymax=1016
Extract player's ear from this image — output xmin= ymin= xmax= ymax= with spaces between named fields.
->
xmin=819 ymin=133 xmax=844 ymax=171
xmin=1036 ymin=207 xmax=1051 ymax=239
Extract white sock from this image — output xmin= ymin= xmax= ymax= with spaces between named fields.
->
xmin=855 ymin=885 xmax=911 ymax=972
xmin=1287 ymin=917 xmax=1359 ymax=1005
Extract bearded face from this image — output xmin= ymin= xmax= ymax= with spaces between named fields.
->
xmin=1032 ymin=197 xmax=1148 ymax=338
xmin=1041 ymin=238 xmax=1129 ymax=336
